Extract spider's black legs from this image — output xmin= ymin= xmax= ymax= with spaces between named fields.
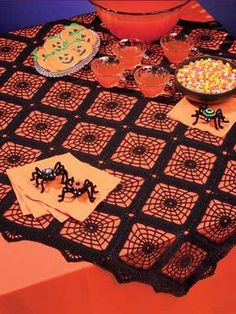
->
xmin=85 ymin=179 xmax=99 ymax=202
xmin=54 ymin=162 xmax=69 ymax=184
xmin=31 ymin=169 xmax=41 ymax=187
xmin=217 ymin=109 xmax=229 ymax=123
xmin=217 ymin=115 xmax=224 ymax=129
xmin=40 ymin=179 xmax=46 ymax=193
xmin=31 ymin=167 xmax=41 ymax=181
xmin=192 ymin=104 xmax=208 ymax=126
xmin=30 ymin=171 xmax=37 ymax=181
xmin=192 ymin=111 xmax=200 ymax=125
xmin=58 ymin=187 xmax=67 ymax=202
xmin=31 ymin=171 xmax=40 ymax=187
xmin=84 ymin=179 xmax=90 ymax=186
xmin=54 ymin=161 xmax=62 ymax=169
xmin=67 ymin=176 xmax=74 ymax=185
xmin=214 ymin=109 xmax=229 ymax=129
xmin=35 ymin=176 xmax=40 ymax=188
xmin=60 ymin=170 xmax=69 ymax=184
xmin=87 ymin=189 xmax=96 ymax=202
xmin=213 ymin=117 xmax=219 ymax=130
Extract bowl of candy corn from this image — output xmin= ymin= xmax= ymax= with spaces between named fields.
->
xmin=175 ymin=56 xmax=236 ymax=104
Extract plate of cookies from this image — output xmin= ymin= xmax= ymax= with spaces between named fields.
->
xmin=33 ymin=23 xmax=100 ymax=77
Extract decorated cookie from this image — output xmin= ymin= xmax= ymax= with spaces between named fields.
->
xmin=50 ymin=49 xmax=80 ymax=71
xmin=60 ymin=23 xmax=86 ymax=41
xmin=43 ymin=35 xmax=68 ymax=53
xmin=70 ymin=29 xmax=97 ymax=46
xmin=71 ymin=40 xmax=93 ymax=60
xmin=34 ymin=47 xmax=57 ymax=72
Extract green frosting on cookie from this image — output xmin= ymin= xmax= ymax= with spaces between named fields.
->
xmin=72 ymin=38 xmax=83 ymax=43
xmin=69 ymin=22 xmax=79 ymax=27
xmin=47 ymin=35 xmax=59 ymax=40
xmin=33 ymin=49 xmax=38 ymax=61
xmin=33 ymin=48 xmax=60 ymax=62
xmin=64 ymin=22 xmax=79 ymax=29
xmin=47 ymin=46 xmax=68 ymax=57
xmin=64 ymin=22 xmax=85 ymax=36
xmin=70 ymin=29 xmax=84 ymax=36
xmin=62 ymin=41 xmax=69 ymax=49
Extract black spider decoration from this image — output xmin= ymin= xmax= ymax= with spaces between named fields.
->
xmin=192 ymin=104 xmax=229 ymax=130
xmin=58 ymin=177 xmax=98 ymax=203
xmin=30 ymin=162 xmax=69 ymax=193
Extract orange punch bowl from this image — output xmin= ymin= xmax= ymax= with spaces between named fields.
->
xmin=89 ymin=0 xmax=190 ymax=43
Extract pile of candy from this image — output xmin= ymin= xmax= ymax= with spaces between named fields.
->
xmin=176 ymin=58 xmax=236 ymax=94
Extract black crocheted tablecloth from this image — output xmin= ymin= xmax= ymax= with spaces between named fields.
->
xmin=0 ymin=12 xmax=236 ymax=296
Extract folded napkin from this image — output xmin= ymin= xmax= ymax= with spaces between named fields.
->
xmin=168 ymin=97 xmax=236 ymax=137
xmin=17 ymin=185 xmax=69 ymax=221
xmin=7 ymin=153 xmax=120 ymax=222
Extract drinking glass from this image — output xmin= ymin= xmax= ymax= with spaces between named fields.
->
xmin=91 ymin=56 xmax=123 ymax=88
xmin=134 ymin=65 xmax=170 ymax=98
xmin=113 ymin=38 xmax=146 ymax=70
xmin=160 ymin=33 xmax=193 ymax=65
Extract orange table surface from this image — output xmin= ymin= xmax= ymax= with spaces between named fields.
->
xmin=0 ymin=235 xmax=236 ymax=314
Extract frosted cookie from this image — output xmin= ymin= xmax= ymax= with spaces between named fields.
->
xmin=70 ymin=29 xmax=97 ymax=46
xmin=60 ymin=23 xmax=86 ymax=42
xmin=33 ymin=47 xmax=57 ymax=72
xmin=71 ymin=40 xmax=93 ymax=60
xmin=50 ymin=49 xmax=80 ymax=71
xmin=43 ymin=35 xmax=67 ymax=53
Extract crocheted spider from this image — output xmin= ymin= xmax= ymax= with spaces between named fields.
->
xmin=30 ymin=162 xmax=69 ymax=193
xmin=58 ymin=177 xmax=98 ymax=202
xmin=192 ymin=105 xmax=229 ymax=130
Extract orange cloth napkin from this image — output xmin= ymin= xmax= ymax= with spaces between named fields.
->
xmin=7 ymin=153 xmax=120 ymax=222
xmin=168 ymin=97 xmax=236 ymax=137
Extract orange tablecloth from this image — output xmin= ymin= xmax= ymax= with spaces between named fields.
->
xmin=0 ymin=235 xmax=236 ymax=314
